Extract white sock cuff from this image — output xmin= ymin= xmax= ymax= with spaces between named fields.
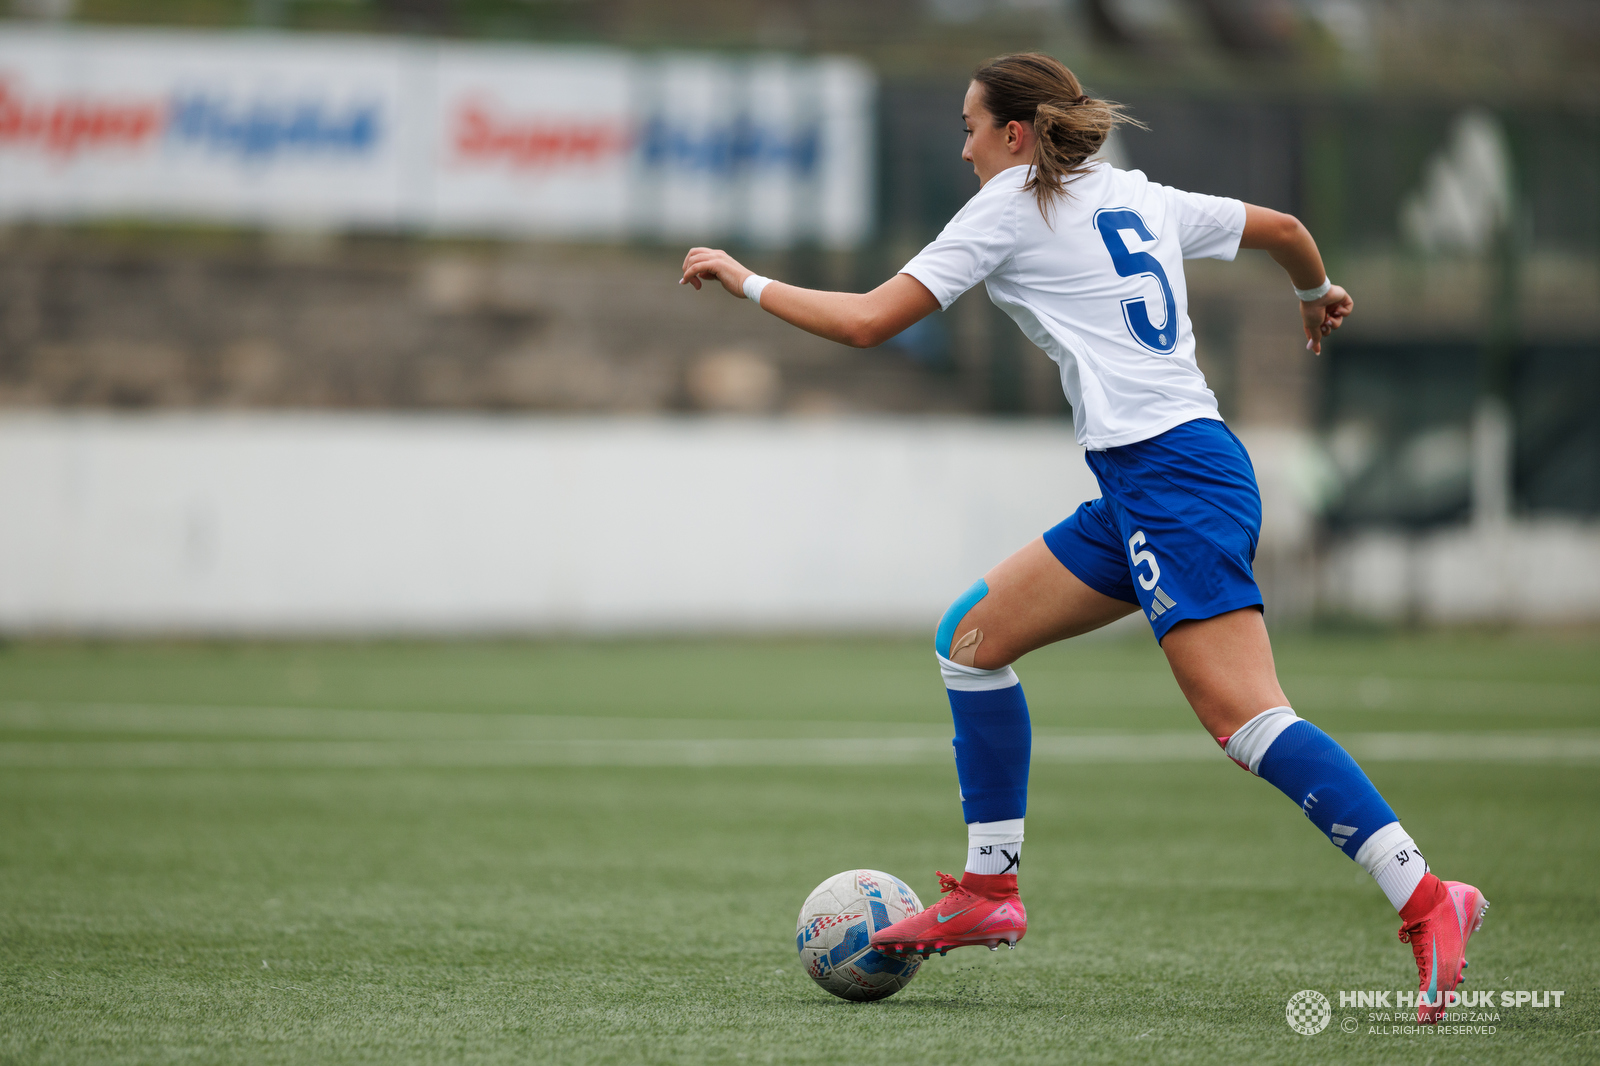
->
xmin=1374 ymin=852 xmax=1428 ymax=913
xmin=967 ymin=818 xmax=1024 ymax=846
xmin=1353 ymin=821 xmax=1413 ymax=877
xmin=1223 ymin=706 xmax=1300 ymax=775
xmin=1363 ymin=822 xmax=1428 ymax=912
xmin=937 ymin=654 xmax=1020 ymax=692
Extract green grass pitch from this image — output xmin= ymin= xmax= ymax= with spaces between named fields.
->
xmin=1 ymin=631 xmax=1596 ymax=1064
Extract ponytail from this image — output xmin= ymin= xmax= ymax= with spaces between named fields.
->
xmin=971 ymin=53 xmax=1143 ymax=217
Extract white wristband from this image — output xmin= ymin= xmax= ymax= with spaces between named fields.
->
xmin=742 ymin=273 xmax=773 ymax=307
xmin=1294 ymin=277 xmax=1332 ymax=302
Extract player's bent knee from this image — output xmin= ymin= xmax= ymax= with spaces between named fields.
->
xmin=936 ymin=578 xmax=990 ymax=667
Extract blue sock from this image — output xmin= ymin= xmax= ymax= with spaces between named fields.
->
xmin=1255 ymin=720 xmax=1397 ymax=858
xmin=944 ymin=672 xmax=1031 ymax=824
xmin=934 ymin=579 xmax=1030 ymax=829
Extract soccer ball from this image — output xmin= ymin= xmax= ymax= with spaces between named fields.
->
xmin=795 ymin=869 xmax=924 ymax=1001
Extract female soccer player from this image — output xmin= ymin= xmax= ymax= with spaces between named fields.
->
xmin=680 ymin=53 xmax=1484 ymax=1023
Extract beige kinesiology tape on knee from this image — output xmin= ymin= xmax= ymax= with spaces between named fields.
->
xmin=949 ymin=627 xmax=984 ymax=667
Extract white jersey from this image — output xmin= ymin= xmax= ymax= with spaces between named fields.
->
xmin=900 ymin=162 xmax=1246 ymax=450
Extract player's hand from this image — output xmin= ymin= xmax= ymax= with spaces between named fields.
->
xmin=680 ymin=247 xmax=753 ymax=298
xmin=1300 ymin=284 xmax=1352 ymax=355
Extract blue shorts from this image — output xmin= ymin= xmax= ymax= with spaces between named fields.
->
xmin=1043 ymin=417 xmax=1263 ymax=642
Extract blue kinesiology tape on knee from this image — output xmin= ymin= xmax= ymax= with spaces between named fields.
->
xmin=948 ymin=685 xmax=1031 ymax=824
xmin=935 ymin=579 xmax=989 ymax=659
xmin=1256 ymin=720 xmax=1398 ymax=858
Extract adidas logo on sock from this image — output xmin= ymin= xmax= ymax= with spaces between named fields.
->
xmin=1331 ymin=822 xmax=1357 ymax=848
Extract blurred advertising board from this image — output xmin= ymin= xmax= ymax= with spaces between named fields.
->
xmin=0 ymin=26 xmax=875 ymax=247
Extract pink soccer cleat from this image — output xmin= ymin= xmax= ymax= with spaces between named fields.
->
xmin=1398 ymin=874 xmax=1490 ymax=1024
xmin=869 ymin=871 xmax=1026 ymax=958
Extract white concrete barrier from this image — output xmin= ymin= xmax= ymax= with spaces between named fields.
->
xmin=0 ymin=413 xmax=1098 ymax=634
xmin=1320 ymin=521 xmax=1600 ymax=625
xmin=6 ymin=413 xmax=1591 ymax=633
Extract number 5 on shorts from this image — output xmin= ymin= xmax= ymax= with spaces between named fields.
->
xmin=1127 ymin=531 xmax=1161 ymax=590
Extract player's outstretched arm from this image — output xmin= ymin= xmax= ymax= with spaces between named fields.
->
xmin=1238 ymin=204 xmax=1354 ymax=355
xmin=679 ymin=246 xmax=939 ymax=349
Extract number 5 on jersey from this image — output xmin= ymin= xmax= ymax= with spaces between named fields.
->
xmin=1094 ymin=208 xmax=1178 ymax=355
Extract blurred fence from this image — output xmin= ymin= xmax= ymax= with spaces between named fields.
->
xmin=1321 ymin=343 xmax=1600 ymax=529
xmin=877 ymin=86 xmax=1600 ymax=256
xmin=0 ymin=26 xmax=873 ymax=246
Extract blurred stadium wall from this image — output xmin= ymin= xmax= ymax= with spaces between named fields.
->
xmin=0 ymin=1 xmax=1596 ymax=632
xmin=0 ymin=415 xmax=1097 ymax=633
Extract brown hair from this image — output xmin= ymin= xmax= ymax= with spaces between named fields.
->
xmin=970 ymin=53 xmax=1142 ymax=216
